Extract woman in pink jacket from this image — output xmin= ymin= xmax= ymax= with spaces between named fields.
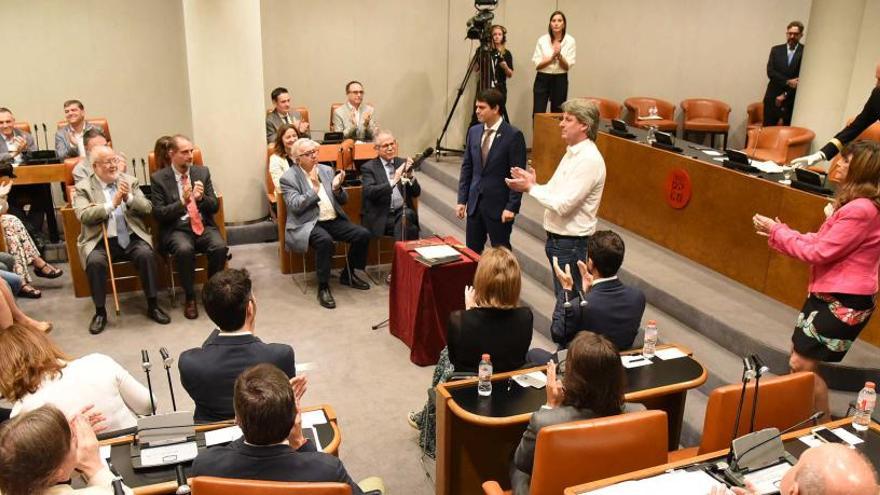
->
xmin=754 ymin=140 xmax=880 ymax=416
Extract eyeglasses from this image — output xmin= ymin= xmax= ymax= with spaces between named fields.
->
xmin=97 ymin=156 xmax=125 ymax=165
xmin=376 ymin=142 xmax=396 ymax=150
xmin=298 ymin=149 xmax=319 ymax=158
xmin=348 ymin=90 xmax=365 ymax=95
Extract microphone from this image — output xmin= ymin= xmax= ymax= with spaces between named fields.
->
xmin=175 ymin=464 xmax=191 ymax=494
xmin=141 ymin=350 xmax=157 ymax=415
xmin=159 ymin=347 xmax=178 ymax=412
xmin=141 ymin=158 xmax=148 ymax=184
xmin=108 ymin=455 xmax=126 ymax=495
xmin=131 ymin=158 xmax=136 ymax=179
xmin=409 ymin=147 xmax=435 ymax=173
xmin=33 ymin=124 xmax=41 ymax=150
xmin=728 ymin=355 xmax=757 ymax=461
xmin=577 ymin=289 xmax=588 ymax=307
xmin=743 ymin=355 xmax=757 ymax=381
xmin=751 ymin=354 xmax=769 ymax=378
xmin=41 ymin=123 xmax=49 ymax=152
xmin=727 ymin=411 xmax=824 ymax=474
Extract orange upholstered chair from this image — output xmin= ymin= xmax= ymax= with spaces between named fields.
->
xmin=295 ymin=106 xmax=310 ymax=125
xmin=266 ymin=143 xmax=278 ymax=216
xmin=822 ymin=120 xmax=880 ymax=181
xmin=669 ymin=372 xmax=815 ymax=461
xmin=329 ymin=103 xmax=343 ymax=131
xmin=624 ymin=97 xmax=677 ymax=135
xmin=147 ymin=147 xmax=205 ymax=175
xmin=743 ymin=126 xmax=814 ymax=164
xmin=681 ymin=98 xmax=731 ymax=149
xmin=56 ymin=118 xmax=112 ymax=144
xmin=583 ymin=97 xmax=622 ymax=120
xmin=746 ymin=102 xmax=764 ymax=148
xmin=481 ymin=410 xmax=669 ymax=495
xmin=190 ymin=476 xmax=351 ymax=494
xmin=13 ymin=121 xmax=32 ymax=134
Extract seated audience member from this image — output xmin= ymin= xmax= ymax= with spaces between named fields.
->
xmin=54 ymin=99 xmax=98 ymax=159
xmin=190 ymin=363 xmax=384 ymax=495
xmin=151 ymin=134 xmax=228 ymax=319
xmin=0 ymin=167 xmax=64 ymax=299
xmin=0 ymin=324 xmax=154 ymax=432
xmin=280 ymin=138 xmax=371 ymax=309
xmin=74 ymin=146 xmax=170 ymax=335
xmin=152 ymin=135 xmax=173 ymax=169
xmin=511 ymin=331 xmax=640 ymax=494
xmin=361 ymin=130 xmax=420 ymax=242
xmin=268 ymin=123 xmax=298 ymax=190
xmin=266 ymin=87 xmax=310 ymax=143
xmin=710 ymin=442 xmax=878 ymax=495
xmin=408 ymin=247 xmax=532 ymax=456
xmin=0 ymin=107 xmax=36 ymax=164
xmin=70 ymin=127 xmax=109 ymax=184
xmin=332 ymin=81 xmax=378 ymax=141
xmin=528 ymin=230 xmax=646 ymax=365
xmin=179 ymin=268 xmax=301 ymax=423
xmin=0 ymin=405 xmax=134 ymax=495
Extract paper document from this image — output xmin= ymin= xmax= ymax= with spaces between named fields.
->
xmin=751 ymin=161 xmax=786 ymax=174
xmin=701 ymin=150 xmax=723 ymax=156
xmin=585 ymin=469 xmax=720 ymax=494
xmin=799 ymin=428 xmax=864 ymax=447
xmin=512 ymin=371 xmax=547 ymax=389
xmin=655 ymin=348 xmax=687 ymax=360
xmin=302 ymin=410 xmax=328 ymax=428
xmin=204 ymin=425 xmax=243 ymax=447
xmin=139 ymin=440 xmax=198 ymax=467
xmin=636 ymin=115 xmax=663 ymax=120
xmin=414 ymin=244 xmax=460 ymax=260
xmin=743 ymin=462 xmax=792 ymax=495
xmin=100 ymin=445 xmax=112 ymax=459
xmin=621 ymin=355 xmax=653 ymax=369
xmin=303 ymin=426 xmax=323 ymax=450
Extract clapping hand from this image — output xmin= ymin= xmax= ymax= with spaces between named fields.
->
xmin=182 ymin=181 xmax=192 ymax=203
xmin=78 ymin=404 xmax=108 ymax=434
xmin=505 ymin=166 xmax=537 ymax=193
xmin=464 ymin=285 xmax=476 ymax=310
xmin=545 ymin=360 xmax=564 ymax=408
xmin=71 ymin=413 xmax=104 ymax=479
xmin=552 ymin=257 xmax=574 ymax=291
xmin=290 ymin=375 xmax=308 ymax=403
xmin=752 ymin=213 xmax=779 ymax=237
xmin=363 ymin=107 xmax=374 ymax=125
xmin=331 ymin=169 xmax=345 ymax=191
xmin=113 ymin=180 xmax=130 ymax=207
xmin=192 ymin=180 xmax=204 ymax=202
xmin=10 ymin=136 xmax=26 ymax=155
xmin=287 ymin=384 xmax=308 ymax=450
xmin=0 ymin=180 xmax=13 ymax=198
xmin=298 ymin=120 xmax=310 ymax=134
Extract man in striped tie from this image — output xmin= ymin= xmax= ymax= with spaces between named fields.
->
xmin=74 ymin=146 xmax=169 ymax=334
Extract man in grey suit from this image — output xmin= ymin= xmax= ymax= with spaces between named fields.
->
xmin=74 ymin=146 xmax=170 ymax=334
xmin=55 ymin=99 xmax=98 ymax=159
xmin=332 ymin=81 xmax=378 ymax=141
xmin=279 ymin=138 xmax=371 ymax=309
xmin=266 ymin=87 xmax=310 ymax=143
xmin=0 ymin=108 xmax=36 ymax=164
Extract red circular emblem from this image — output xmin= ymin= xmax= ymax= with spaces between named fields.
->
xmin=664 ymin=169 xmax=692 ymax=209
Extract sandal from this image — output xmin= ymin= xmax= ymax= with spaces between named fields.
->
xmin=19 ymin=285 xmax=42 ymax=299
xmin=34 ymin=262 xmax=63 ymax=279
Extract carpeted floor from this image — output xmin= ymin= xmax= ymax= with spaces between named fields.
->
xmin=17 ymin=241 xmax=553 ymax=494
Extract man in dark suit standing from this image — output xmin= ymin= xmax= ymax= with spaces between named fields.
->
xmin=762 ymin=21 xmax=805 ymax=127
xmin=361 ymin=129 xmax=420 ymax=242
xmin=189 ymin=363 xmax=385 ymax=494
xmin=456 ymin=88 xmax=525 ymax=253
xmin=150 ymin=135 xmax=228 ymax=319
xmin=179 ymin=269 xmax=302 ymax=423
xmin=527 ymin=230 xmax=646 ymax=363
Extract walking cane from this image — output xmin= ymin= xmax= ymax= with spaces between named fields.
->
xmin=100 ymin=223 xmax=121 ymax=315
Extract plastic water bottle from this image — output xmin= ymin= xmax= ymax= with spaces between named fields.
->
xmin=853 ymin=381 xmax=876 ymax=431
xmin=478 ymin=353 xmax=493 ymax=397
xmin=646 ymin=126 xmax=656 ymax=145
xmin=643 ymin=320 xmax=658 ymax=359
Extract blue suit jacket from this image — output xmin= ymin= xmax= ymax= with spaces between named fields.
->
xmin=551 ymin=278 xmax=647 ymax=351
xmin=457 ymin=120 xmax=525 ymax=218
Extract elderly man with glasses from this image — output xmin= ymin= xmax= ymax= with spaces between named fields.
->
xmin=279 ymin=138 xmax=372 ymax=309
xmin=74 ymin=146 xmax=170 ymax=334
xmin=361 ymin=130 xmax=420 ymax=243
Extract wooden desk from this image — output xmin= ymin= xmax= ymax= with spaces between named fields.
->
xmin=12 ymin=163 xmax=67 ymax=185
xmin=532 ymin=114 xmax=880 ymax=346
xmin=99 ymin=404 xmax=340 ymax=495
xmin=565 ymin=418 xmax=880 ymax=493
xmin=435 ymin=344 xmax=707 ymax=495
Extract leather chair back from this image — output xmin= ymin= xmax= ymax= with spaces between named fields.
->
xmin=56 ymin=117 xmax=112 ymax=144
xmin=681 ymin=98 xmax=730 ymax=122
xmin=698 ymin=371 xmax=815 ymax=454
xmin=329 ymin=103 xmax=342 ymax=131
xmin=623 ymin=97 xmax=675 ymax=123
xmin=826 ymin=120 xmax=880 ymax=181
xmin=148 ymin=147 xmax=205 ymax=175
xmin=529 ymin=410 xmax=668 ymax=495
xmin=266 ymin=143 xmax=277 ymax=204
xmin=582 ymin=97 xmax=622 ymax=120
xmin=13 ymin=121 xmax=31 ymax=134
xmin=747 ymin=102 xmax=764 ymax=128
xmin=191 ymin=476 xmax=352 ymax=494
xmin=295 ymin=106 xmax=310 ymax=125
xmin=744 ymin=126 xmax=815 ymax=164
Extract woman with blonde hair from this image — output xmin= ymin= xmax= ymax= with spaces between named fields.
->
xmin=754 ymin=140 xmax=880 ymax=417
xmin=0 ymin=324 xmax=154 ymax=432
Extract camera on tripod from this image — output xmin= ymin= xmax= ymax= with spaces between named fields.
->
xmin=466 ymin=0 xmax=498 ymax=42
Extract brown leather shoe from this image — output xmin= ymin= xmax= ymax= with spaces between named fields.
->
xmin=184 ymin=300 xmax=198 ymax=320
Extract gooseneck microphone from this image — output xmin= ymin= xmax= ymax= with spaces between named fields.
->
xmin=749 ymin=354 xmax=769 ymax=433
xmin=175 ymin=464 xmax=191 ymax=494
xmin=728 ymin=411 xmax=824 ymax=474
xmin=728 ymin=355 xmax=757 ymax=463
xmin=32 ymin=124 xmax=41 ymax=149
xmin=41 ymin=123 xmax=49 ymax=152
xmin=409 ymin=147 xmax=435 ymax=173
xmin=141 ymin=350 xmax=156 ymax=415
xmin=159 ymin=347 xmax=178 ymax=412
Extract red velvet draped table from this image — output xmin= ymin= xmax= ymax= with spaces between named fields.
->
xmin=389 ymin=237 xmax=479 ymax=365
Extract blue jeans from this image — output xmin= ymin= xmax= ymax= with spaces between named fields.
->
xmin=0 ymin=270 xmax=22 ymax=295
xmin=545 ymin=235 xmax=588 ymax=333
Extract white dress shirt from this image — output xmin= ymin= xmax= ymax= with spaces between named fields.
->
xmin=482 ymin=117 xmax=503 ymax=153
xmin=172 ymin=166 xmax=191 ymax=221
xmin=10 ymin=353 xmax=155 ymax=432
xmin=532 ymin=33 xmax=576 ymax=74
xmin=529 ymin=138 xmax=605 ymax=237
xmin=316 ymin=180 xmax=337 ymax=221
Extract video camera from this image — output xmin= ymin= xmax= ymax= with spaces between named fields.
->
xmin=466 ymin=0 xmax=498 ymax=42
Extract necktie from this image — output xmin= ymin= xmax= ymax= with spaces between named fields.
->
xmin=109 ymin=184 xmax=130 ymax=249
xmin=386 ymin=160 xmax=404 ymax=210
xmin=180 ymin=173 xmax=205 ymax=236
xmin=788 ymin=48 xmax=794 ymax=65
xmin=284 ymin=114 xmax=291 ymax=125
xmin=481 ymin=128 xmax=495 ymax=164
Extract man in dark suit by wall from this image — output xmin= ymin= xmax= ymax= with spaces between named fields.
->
xmin=179 ymin=268 xmax=303 ymax=423
xmin=527 ymin=230 xmax=646 ymax=364
xmin=189 ymin=363 xmax=385 ymax=494
xmin=361 ymin=129 xmax=420 ymax=242
xmin=150 ymin=135 xmax=228 ymax=319
xmin=762 ymin=21 xmax=805 ymax=127
xmin=456 ymin=88 xmax=526 ymax=253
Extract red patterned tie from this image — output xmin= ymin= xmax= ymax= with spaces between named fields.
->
xmin=181 ymin=172 xmax=205 ymax=236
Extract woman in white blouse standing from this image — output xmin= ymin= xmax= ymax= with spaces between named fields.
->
xmin=532 ymin=11 xmax=576 ymax=115
xmin=0 ymin=324 xmax=154 ymax=433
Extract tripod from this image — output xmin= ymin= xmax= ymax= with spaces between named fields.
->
xmin=435 ymin=40 xmax=496 ymax=155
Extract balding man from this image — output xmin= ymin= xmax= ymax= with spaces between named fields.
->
xmin=71 ymin=128 xmax=109 ymax=185
xmin=74 ymin=146 xmax=169 ymax=334
xmin=711 ymin=442 xmax=878 ymax=495
xmin=151 ymin=135 xmax=228 ymax=320
xmin=360 ymin=130 xmax=420 ymax=242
